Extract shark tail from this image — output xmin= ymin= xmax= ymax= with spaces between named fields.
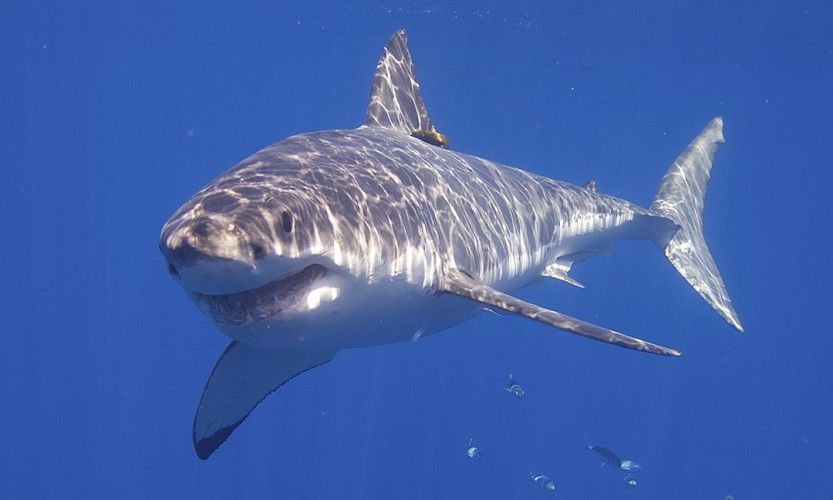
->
xmin=650 ymin=117 xmax=743 ymax=331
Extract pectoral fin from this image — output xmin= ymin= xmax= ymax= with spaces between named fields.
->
xmin=439 ymin=268 xmax=680 ymax=356
xmin=193 ymin=341 xmax=336 ymax=459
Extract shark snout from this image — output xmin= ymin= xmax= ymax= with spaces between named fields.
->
xmin=161 ymin=233 xmax=209 ymax=273
xmin=160 ymin=216 xmax=270 ymax=295
xmin=162 ymin=219 xmax=231 ymax=267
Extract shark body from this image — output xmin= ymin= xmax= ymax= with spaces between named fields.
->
xmin=160 ymin=31 xmax=742 ymax=459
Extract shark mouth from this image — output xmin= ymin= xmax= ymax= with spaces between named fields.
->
xmin=194 ymin=264 xmax=328 ymax=326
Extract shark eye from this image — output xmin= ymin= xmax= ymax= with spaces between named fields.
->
xmin=251 ymin=244 xmax=266 ymax=259
xmin=281 ymin=211 xmax=294 ymax=233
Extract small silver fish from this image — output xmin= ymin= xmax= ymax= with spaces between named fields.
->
xmin=586 ymin=443 xmax=623 ymax=467
xmin=503 ymin=374 xmax=525 ymax=398
xmin=466 ymin=438 xmax=482 ymax=461
xmin=530 ymin=473 xmax=556 ymax=491
xmin=620 ymin=459 xmax=642 ymax=472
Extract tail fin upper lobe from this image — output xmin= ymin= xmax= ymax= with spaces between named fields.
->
xmin=650 ymin=117 xmax=743 ymax=331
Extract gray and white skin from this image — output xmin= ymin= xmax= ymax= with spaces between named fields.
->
xmin=160 ymin=31 xmax=743 ymax=459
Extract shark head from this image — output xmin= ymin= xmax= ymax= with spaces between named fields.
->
xmin=160 ymin=29 xmax=449 ymax=349
xmin=159 ymin=150 xmax=349 ymax=336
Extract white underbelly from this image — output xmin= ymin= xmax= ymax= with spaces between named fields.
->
xmin=214 ymin=274 xmax=481 ymax=351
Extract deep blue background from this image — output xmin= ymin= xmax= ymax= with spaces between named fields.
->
xmin=2 ymin=2 xmax=832 ymax=498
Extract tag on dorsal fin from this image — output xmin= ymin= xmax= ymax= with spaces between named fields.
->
xmin=543 ymin=260 xmax=584 ymax=288
xmin=411 ymin=129 xmax=449 ymax=149
xmin=438 ymin=268 xmax=681 ymax=356
xmin=365 ymin=30 xmax=435 ymax=135
xmin=582 ymin=180 xmax=596 ymax=192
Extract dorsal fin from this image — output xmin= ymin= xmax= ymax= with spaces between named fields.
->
xmin=365 ymin=30 xmax=435 ymax=134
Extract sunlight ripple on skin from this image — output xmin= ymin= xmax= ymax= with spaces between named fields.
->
xmin=306 ymin=286 xmax=339 ymax=310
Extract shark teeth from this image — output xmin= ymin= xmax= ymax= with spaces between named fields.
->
xmin=196 ymin=264 xmax=328 ymax=326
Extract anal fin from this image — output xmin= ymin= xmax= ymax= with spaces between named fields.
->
xmin=193 ymin=341 xmax=336 ymax=459
xmin=439 ymin=268 xmax=680 ymax=356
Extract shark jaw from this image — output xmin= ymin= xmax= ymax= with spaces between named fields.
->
xmin=188 ymin=263 xmax=335 ymax=326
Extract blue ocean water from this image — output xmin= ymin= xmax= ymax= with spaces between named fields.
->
xmin=2 ymin=2 xmax=832 ymax=498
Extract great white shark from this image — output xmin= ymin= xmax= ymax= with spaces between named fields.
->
xmin=160 ymin=30 xmax=742 ymax=459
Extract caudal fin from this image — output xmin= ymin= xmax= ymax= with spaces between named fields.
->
xmin=650 ymin=117 xmax=743 ymax=331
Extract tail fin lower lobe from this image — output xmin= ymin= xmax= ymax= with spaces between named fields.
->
xmin=650 ymin=117 xmax=743 ymax=331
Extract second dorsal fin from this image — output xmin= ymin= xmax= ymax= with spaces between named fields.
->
xmin=365 ymin=30 xmax=435 ymax=135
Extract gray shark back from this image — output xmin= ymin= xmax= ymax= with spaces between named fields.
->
xmin=168 ymin=124 xmax=661 ymax=292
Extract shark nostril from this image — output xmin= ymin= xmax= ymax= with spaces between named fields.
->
xmin=193 ymin=220 xmax=212 ymax=238
xmin=167 ymin=263 xmax=180 ymax=277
